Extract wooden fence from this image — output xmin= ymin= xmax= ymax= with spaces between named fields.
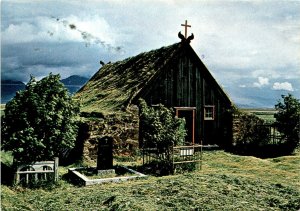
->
xmin=142 ymin=147 xmax=160 ymax=165
xmin=172 ymin=144 xmax=202 ymax=170
xmin=14 ymin=157 xmax=59 ymax=185
xmin=142 ymin=144 xmax=203 ymax=171
xmin=258 ymin=124 xmax=285 ymax=144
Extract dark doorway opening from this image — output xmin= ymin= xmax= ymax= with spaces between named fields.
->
xmin=175 ymin=107 xmax=196 ymax=145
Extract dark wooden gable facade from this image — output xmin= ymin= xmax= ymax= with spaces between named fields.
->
xmin=77 ymin=41 xmax=233 ymax=146
xmin=133 ymin=42 xmax=232 ymax=146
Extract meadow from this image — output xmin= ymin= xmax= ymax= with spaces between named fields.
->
xmin=241 ymin=108 xmax=277 ymax=124
xmin=1 ymin=150 xmax=299 ymax=210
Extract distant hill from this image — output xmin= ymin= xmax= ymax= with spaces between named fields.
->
xmin=1 ymin=76 xmax=89 ymax=104
xmin=1 ymin=80 xmax=26 ymax=103
xmin=60 ymin=75 xmax=90 ymax=95
xmin=1 ymin=80 xmax=25 ymax=85
xmin=61 ymin=75 xmax=89 ymax=86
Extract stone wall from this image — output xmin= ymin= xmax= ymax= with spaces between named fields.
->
xmin=79 ymin=106 xmax=140 ymax=163
xmin=80 ymin=107 xmax=262 ymax=162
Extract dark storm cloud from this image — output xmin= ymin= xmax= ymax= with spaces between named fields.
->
xmin=1 ymin=42 xmax=120 ymax=82
xmin=49 ymin=16 xmax=124 ymax=51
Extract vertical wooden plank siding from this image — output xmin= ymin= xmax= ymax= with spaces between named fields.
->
xmin=177 ymin=59 xmax=182 ymax=106
xmin=182 ymin=57 xmax=187 ymax=106
xmin=141 ymin=47 xmax=231 ymax=145
xmin=195 ymin=66 xmax=201 ymax=143
xmin=168 ymin=68 xmax=173 ymax=106
xmin=190 ymin=60 xmax=193 ymax=106
xmin=192 ymin=109 xmax=195 ymax=144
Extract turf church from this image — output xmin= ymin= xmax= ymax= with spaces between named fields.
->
xmin=77 ymin=21 xmax=233 ymax=147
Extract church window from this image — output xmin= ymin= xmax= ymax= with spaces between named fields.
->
xmin=204 ymin=106 xmax=215 ymax=120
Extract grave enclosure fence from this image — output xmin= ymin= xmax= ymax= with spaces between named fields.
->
xmin=257 ymin=124 xmax=286 ymax=145
xmin=14 ymin=157 xmax=59 ymax=185
xmin=142 ymin=143 xmax=203 ymax=171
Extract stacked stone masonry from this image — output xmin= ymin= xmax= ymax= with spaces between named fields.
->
xmin=81 ymin=107 xmax=140 ymax=162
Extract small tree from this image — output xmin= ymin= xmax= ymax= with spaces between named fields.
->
xmin=138 ymin=99 xmax=186 ymax=173
xmin=274 ymin=94 xmax=300 ymax=152
xmin=1 ymin=73 xmax=80 ymax=163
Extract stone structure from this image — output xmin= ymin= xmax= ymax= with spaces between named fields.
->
xmin=79 ymin=109 xmax=139 ymax=162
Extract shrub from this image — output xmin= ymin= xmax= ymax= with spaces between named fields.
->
xmin=233 ymin=110 xmax=270 ymax=147
xmin=231 ymin=109 xmax=271 ymax=157
xmin=138 ymin=99 xmax=186 ymax=174
xmin=1 ymin=73 xmax=80 ymax=163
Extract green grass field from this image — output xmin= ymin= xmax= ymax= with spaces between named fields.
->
xmin=2 ymin=150 xmax=299 ymax=210
xmin=241 ymin=108 xmax=277 ymax=123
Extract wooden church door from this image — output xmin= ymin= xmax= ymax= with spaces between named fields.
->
xmin=175 ymin=107 xmax=196 ymax=145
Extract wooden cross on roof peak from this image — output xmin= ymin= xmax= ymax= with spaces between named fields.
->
xmin=181 ymin=20 xmax=191 ymax=39
xmin=178 ymin=20 xmax=194 ymax=43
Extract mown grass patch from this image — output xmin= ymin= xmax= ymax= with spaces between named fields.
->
xmin=2 ymin=151 xmax=300 ymax=210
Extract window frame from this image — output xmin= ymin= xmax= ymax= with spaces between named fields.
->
xmin=174 ymin=107 xmax=196 ymax=145
xmin=204 ymin=105 xmax=215 ymax=120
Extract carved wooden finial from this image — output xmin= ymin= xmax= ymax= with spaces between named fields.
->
xmin=178 ymin=20 xmax=194 ymax=43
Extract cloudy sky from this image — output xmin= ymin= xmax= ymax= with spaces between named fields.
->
xmin=1 ymin=0 xmax=300 ymax=107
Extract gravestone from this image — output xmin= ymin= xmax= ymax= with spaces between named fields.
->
xmin=97 ymin=136 xmax=114 ymax=175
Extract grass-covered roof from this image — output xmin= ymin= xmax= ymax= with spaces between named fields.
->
xmin=75 ymin=43 xmax=182 ymax=114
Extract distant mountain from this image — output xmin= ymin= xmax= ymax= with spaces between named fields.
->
xmin=1 ymin=80 xmax=25 ymax=85
xmin=60 ymin=75 xmax=90 ymax=95
xmin=61 ymin=75 xmax=89 ymax=86
xmin=1 ymin=76 xmax=89 ymax=104
xmin=1 ymin=80 xmax=26 ymax=103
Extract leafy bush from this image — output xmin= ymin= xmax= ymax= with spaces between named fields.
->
xmin=233 ymin=109 xmax=270 ymax=147
xmin=231 ymin=109 xmax=272 ymax=157
xmin=1 ymin=73 xmax=80 ymax=163
xmin=274 ymin=94 xmax=300 ymax=153
xmin=138 ymin=99 xmax=186 ymax=173
xmin=231 ymin=95 xmax=300 ymax=157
